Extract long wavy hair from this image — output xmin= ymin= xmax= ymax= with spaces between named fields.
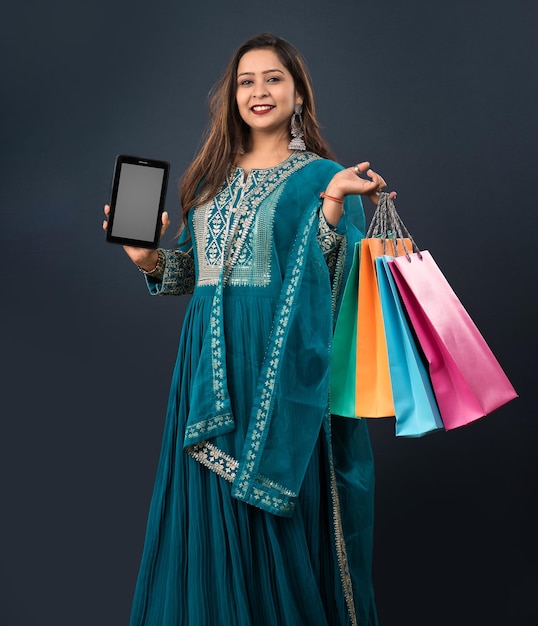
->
xmin=179 ymin=33 xmax=335 ymax=223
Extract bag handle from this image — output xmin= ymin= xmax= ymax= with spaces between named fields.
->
xmin=366 ymin=192 xmax=422 ymax=261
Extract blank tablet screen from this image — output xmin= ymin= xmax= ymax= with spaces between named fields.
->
xmin=107 ymin=156 xmax=169 ymax=248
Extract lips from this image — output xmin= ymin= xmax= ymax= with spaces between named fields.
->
xmin=251 ymin=105 xmax=275 ymax=114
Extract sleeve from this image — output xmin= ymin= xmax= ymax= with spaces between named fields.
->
xmin=317 ymin=192 xmax=365 ymax=278
xmin=145 ymin=224 xmax=195 ymax=296
xmin=145 ymin=249 xmax=195 ymax=296
xmin=317 ymin=208 xmax=345 ymax=276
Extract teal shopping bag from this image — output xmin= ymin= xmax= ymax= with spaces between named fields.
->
xmin=376 ymin=256 xmax=444 ymax=437
xmin=330 ymin=241 xmax=360 ymax=417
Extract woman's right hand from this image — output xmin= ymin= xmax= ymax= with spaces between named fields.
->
xmin=102 ymin=204 xmax=171 ymax=270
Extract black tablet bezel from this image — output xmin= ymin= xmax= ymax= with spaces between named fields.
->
xmin=106 ymin=154 xmax=170 ymax=249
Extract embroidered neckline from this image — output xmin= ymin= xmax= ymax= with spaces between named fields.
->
xmin=193 ymin=151 xmax=320 ymax=288
xmin=230 ymin=150 xmax=305 ymax=177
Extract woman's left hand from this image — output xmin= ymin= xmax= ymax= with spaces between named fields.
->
xmin=325 ymin=161 xmax=396 ymax=205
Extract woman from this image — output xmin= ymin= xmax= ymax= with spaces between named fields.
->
xmin=104 ymin=32 xmax=392 ymax=626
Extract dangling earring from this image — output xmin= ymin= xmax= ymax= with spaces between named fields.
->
xmin=288 ymin=103 xmax=306 ymax=151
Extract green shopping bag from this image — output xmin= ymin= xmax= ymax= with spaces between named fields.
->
xmin=330 ymin=241 xmax=360 ymax=417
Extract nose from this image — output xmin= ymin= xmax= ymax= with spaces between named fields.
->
xmin=252 ymin=80 xmax=269 ymax=99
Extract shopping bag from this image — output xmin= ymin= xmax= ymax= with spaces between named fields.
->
xmin=355 ymin=236 xmax=412 ymax=417
xmin=376 ymin=255 xmax=445 ymax=436
xmin=330 ymin=242 xmax=361 ymax=417
xmin=389 ymin=251 xmax=518 ymax=429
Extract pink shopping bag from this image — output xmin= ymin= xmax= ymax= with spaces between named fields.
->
xmin=389 ymin=251 xmax=518 ymax=429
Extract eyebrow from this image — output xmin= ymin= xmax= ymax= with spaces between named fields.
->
xmin=237 ymin=68 xmax=285 ymax=77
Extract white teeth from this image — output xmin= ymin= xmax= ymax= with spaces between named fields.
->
xmin=252 ymin=105 xmax=273 ymax=111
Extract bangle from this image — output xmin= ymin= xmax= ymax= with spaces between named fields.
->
xmin=137 ymin=249 xmax=165 ymax=276
xmin=320 ymin=191 xmax=344 ymax=204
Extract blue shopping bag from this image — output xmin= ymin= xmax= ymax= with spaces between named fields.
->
xmin=376 ymin=256 xmax=444 ymax=437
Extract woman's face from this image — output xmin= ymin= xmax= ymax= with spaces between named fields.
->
xmin=235 ymin=48 xmax=302 ymax=138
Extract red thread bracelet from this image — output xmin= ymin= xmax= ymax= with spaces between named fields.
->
xmin=320 ymin=191 xmax=344 ymax=204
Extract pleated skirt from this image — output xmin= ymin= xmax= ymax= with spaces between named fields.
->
xmin=129 ymin=292 xmax=377 ymax=626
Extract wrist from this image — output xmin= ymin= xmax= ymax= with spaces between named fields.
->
xmin=324 ymin=181 xmax=346 ymax=200
xmin=136 ymin=250 xmax=163 ymax=274
xmin=320 ymin=191 xmax=344 ymax=204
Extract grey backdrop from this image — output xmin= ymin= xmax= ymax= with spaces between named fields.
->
xmin=1 ymin=1 xmax=537 ymax=624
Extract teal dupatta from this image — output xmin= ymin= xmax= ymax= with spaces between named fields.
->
xmin=183 ymin=153 xmax=366 ymax=517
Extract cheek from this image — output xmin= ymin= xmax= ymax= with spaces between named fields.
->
xmin=283 ymin=89 xmax=297 ymax=108
xmin=236 ymin=94 xmax=247 ymax=112
xmin=236 ymin=98 xmax=249 ymax=123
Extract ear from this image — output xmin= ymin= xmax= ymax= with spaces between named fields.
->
xmin=295 ymin=91 xmax=304 ymax=106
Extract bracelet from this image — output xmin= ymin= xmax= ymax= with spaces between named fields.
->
xmin=137 ymin=249 xmax=165 ymax=276
xmin=320 ymin=191 xmax=344 ymax=204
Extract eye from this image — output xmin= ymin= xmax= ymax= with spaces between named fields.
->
xmin=267 ymin=76 xmax=281 ymax=83
xmin=238 ymin=79 xmax=253 ymax=86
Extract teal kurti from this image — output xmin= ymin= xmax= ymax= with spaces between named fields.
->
xmin=129 ymin=152 xmax=377 ymax=626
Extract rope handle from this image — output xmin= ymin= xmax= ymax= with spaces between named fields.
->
xmin=365 ymin=192 xmax=422 ymax=261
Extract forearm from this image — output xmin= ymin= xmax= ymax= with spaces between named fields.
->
xmin=320 ymin=185 xmax=345 ymax=226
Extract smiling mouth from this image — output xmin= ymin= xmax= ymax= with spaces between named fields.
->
xmin=251 ymin=105 xmax=275 ymax=113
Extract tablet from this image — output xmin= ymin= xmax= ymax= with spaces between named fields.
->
xmin=106 ymin=154 xmax=170 ymax=248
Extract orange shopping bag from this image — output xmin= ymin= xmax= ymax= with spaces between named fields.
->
xmin=355 ymin=237 xmax=411 ymax=417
